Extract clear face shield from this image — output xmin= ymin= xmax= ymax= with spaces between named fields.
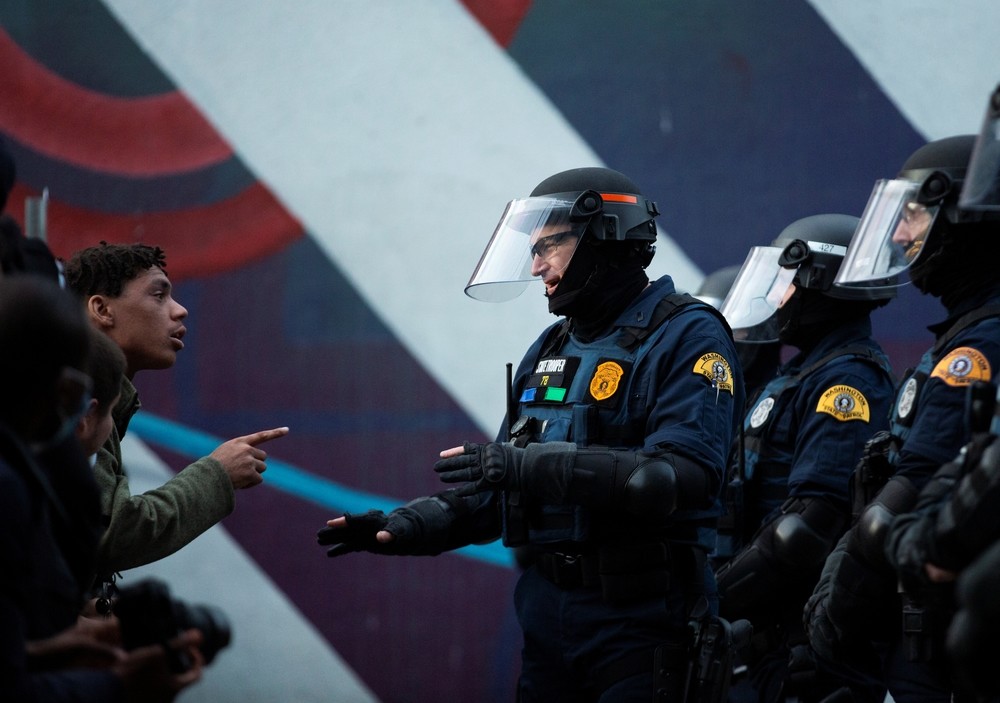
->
xmin=465 ymin=196 xmax=588 ymax=302
xmin=960 ymin=85 xmax=1000 ymax=212
xmin=719 ymin=246 xmax=798 ymax=343
xmin=833 ymin=178 xmax=940 ymax=292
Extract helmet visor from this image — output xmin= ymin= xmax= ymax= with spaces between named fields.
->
xmin=465 ymin=196 xmax=586 ymax=302
xmin=834 ymin=178 xmax=940 ymax=291
xmin=720 ymin=246 xmax=797 ymax=343
xmin=960 ymin=95 xmax=1000 ymax=211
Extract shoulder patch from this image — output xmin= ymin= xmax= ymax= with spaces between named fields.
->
xmin=896 ymin=377 xmax=919 ymax=419
xmin=749 ymin=397 xmax=774 ymax=428
xmin=931 ymin=347 xmax=991 ymax=387
xmin=692 ymin=352 xmax=734 ymax=395
xmin=816 ymin=385 xmax=871 ymax=422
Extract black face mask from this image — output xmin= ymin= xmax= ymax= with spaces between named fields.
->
xmin=547 ymin=238 xmax=648 ymax=340
xmin=776 ymin=289 xmax=869 ymax=349
xmin=911 ymin=225 xmax=1000 ymax=308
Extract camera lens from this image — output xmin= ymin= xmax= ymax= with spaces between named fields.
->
xmin=175 ymin=602 xmax=232 ymax=665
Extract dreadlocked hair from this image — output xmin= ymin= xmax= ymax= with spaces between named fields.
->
xmin=64 ymin=242 xmax=168 ymax=298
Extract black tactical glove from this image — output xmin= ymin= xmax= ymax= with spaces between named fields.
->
xmin=317 ymin=510 xmax=404 ymax=557
xmin=434 ymin=442 xmax=526 ymax=496
xmin=317 ymin=493 xmax=471 ymax=558
xmin=803 ymin=562 xmax=841 ymax=664
xmin=434 ymin=441 xmax=579 ymax=503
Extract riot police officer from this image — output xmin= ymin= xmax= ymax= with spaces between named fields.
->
xmin=317 ymin=167 xmax=744 ymax=701
xmin=881 ymin=87 xmax=1000 ymax=702
xmin=713 ymin=215 xmax=895 ymax=702
xmin=806 ymin=133 xmax=1000 ymax=703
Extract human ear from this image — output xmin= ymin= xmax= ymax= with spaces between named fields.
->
xmin=74 ymin=398 xmax=99 ymax=438
xmin=86 ymin=295 xmax=114 ymax=329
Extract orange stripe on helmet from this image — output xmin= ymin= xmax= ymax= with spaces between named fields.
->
xmin=600 ymin=193 xmax=638 ymax=203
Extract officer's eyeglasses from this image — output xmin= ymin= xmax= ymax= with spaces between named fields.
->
xmin=529 ymin=230 xmax=576 ymax=260
xmin=901 ymin=201 xmax=930 ymax=224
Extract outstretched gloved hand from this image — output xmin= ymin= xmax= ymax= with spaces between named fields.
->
xmin=317 ymin=510 xmax=411 ymax=558
xmin=434 ymin=442 xmax=525 ymax=496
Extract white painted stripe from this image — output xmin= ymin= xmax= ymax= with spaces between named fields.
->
xmin=100 ymin=0 xmax=700 ymax=435
xmin=807 ymin=0 xmax=1000 ymax=140
xmin=120 ymin=434 xmax=380 ymax=703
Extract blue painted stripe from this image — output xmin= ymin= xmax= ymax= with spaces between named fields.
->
xmin=128 ymin=411 xmax=515 ymax=569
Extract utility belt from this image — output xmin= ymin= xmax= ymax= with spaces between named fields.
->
xmin=533 ymin=540 xmax=703 ymax=605
xmin=534 ymin=551 xmax=601 ymax=590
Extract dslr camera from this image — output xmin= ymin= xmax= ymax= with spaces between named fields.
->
xmin=112 ymin=577 xmax=232 ymax=672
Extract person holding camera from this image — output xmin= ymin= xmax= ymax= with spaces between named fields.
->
xmin=0 ymin=275 xmax=204 ymax=702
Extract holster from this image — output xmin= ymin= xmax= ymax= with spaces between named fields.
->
xmin=851 ymin=430 xmax=893 ymax=522
xmin=900 ymin=592 xmax=936 ymax=663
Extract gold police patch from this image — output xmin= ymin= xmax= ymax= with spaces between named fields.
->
xmin=590 ymin=361 xmax=624 ymax=401
xmin=816 ymin=385 xmax=870 ymax=422
xmin=931 ymin=347 xmax=991 ymax=387
xmin=692 ymin=353 xmax=734 ymax=394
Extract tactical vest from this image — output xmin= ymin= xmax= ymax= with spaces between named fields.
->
xmin=502 ymin=293 xmax=724 ymax=548
xmin=888 ymin=304 xmax=1000 ymax=465
xmin=728 ymin=345 xmax=892 ymax=550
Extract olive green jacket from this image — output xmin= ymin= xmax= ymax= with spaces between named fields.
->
xmin=92 ymin=376 xmax=234 ymax=575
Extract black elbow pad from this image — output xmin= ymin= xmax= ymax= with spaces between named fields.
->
xmin=623 ymin=457 xmax=678 ymax=519
xmin=570 ymin=449 xmax=683 ymax=521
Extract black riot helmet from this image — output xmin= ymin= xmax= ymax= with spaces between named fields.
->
xmin=835 ymin=134 xmax=1000 ymax=302
xmin=961 ymin=83 xmax=1000 ymax=212
xmin=526 ymin=167 xmax=659 ymax=247
xmin=722 ymin=214 xmax=892 ymax=345
xmin=465 ymin=167 xmax=659 ymax=325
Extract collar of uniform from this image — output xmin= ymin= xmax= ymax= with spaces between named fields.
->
xmin=928 ymin=282 xmax=1000 ymax=337
xmin=782 ymin=317 xmax=874 ymax=373
xmin=610 ymin=274 xmax=676 ymax=331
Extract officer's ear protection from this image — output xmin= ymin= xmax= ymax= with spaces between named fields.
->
xmin=917 ymin=171 xmax=955 ymax=206
xmin=571 ymin=190 xmax=626 ymax=242
xmin=778 ymin=239 xmax=832 ymax=291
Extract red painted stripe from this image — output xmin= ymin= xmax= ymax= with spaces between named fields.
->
xmin=459 ymin=0 xmax=533 ymax=47
xmin=8 ymin=182 xmax=303 ymax=280
xmin=0 ymin=29 xmax=233 ymax=176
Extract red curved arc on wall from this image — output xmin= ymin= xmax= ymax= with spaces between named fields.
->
xmin=8 ymin=182 xmax=304 ymax=280
xmin=0 ymin=29 xmax=233 ymax=177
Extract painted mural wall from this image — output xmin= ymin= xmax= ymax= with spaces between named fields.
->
xmin=2 ymin=1 xmax=997 ymax=701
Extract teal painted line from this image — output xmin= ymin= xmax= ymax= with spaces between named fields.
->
xmin=128 ymin=411 xmax=514 ymax=569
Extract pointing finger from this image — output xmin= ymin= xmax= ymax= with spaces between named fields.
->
xmin=242 ymin=427 xmax=290 ymax=446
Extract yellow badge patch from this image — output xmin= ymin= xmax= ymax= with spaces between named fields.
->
xmin=816 ymin=385 xmax=871 ymax=422
xmin=930 ymin=347 xmax=992 ymax=387
xmin=693 ymin=353 xmax=734 ymax=394
xmin=590 ymin=361 xmax=624 ymax=401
